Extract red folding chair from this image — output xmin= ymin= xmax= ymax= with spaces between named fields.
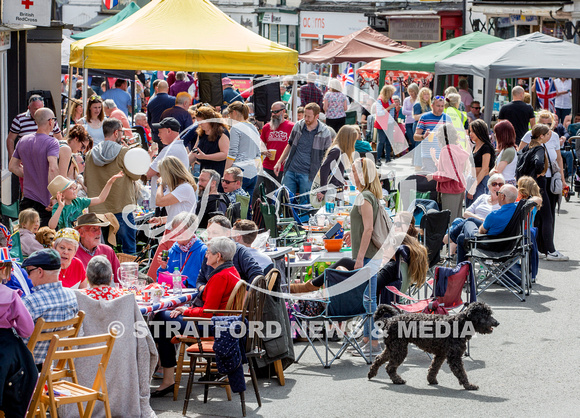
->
xmin=387 ymin=261 xmax=476 ymax=314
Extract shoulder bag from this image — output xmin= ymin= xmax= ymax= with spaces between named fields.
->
xmin=543 ymin=145 xmax=563 ymax=195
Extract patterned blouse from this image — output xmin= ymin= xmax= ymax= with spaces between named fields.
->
xmin=82 ymin=286 xmax=124 ymax=301
xmin=324 ymin=91 xmax=348 ymax=119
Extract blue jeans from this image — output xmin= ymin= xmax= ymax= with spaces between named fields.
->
xmin=466 ymin=175 xmax=489 ymax=208
xmin=362 ymin=258 xmax=379 ymax=341
xmin=556 ymin=107 xmax=571 ymax=123
xmin=282 ymin=170 xmax=311 ymax=205
xmin=405 ymin=122 xmax=417 ymax=150
xmin=114 ymin=212 xmax=137 ymax=254
xmin=456 ymin=218 xmax=484 ymax=263
xmin=561 ymin=150 xmax=574 ymax=178
xmin=376 ymin=128 xmax=392 ymax=163
xmin=242 ymin=175 xmax=257 ymax=216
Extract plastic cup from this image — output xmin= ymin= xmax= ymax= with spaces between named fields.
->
xmin=268 ymin=149 xmax=277 ymax=161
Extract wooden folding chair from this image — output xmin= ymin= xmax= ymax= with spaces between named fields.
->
xmin=266 ymin=269 xmax=285 ymax=386
xmin=172 ymin=279 xmax=247 ymax=401
xmin=183 ymin=276 xmax=268 ymax=417
xmin=27 ymin=311 xmax=85 ymax=364
xmin=26 ymin=331 xmax=117 ymax=418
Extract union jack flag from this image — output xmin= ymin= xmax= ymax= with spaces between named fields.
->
xmin=339 ymin=63 xmax=355 ymax=87
xmin=103 ymin=0 xmax=119 ymax=10
xmin=535 ymin=77 xmax=557 ymax=112
xmin=0 ymin=224 xmax=12 ymax=251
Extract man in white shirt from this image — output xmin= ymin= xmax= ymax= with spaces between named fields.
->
xmin=554 ymin=77 xmax=572 ymax=123
xmin=147 ymin=117 xmax=190 ymax=209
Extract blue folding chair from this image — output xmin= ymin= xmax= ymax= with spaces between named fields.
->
xmin=292 ymin=267 xmax=374 ymax=368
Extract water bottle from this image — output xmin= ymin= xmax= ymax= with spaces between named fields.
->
xmin=172 ymin=267 xmax=183 ymax=296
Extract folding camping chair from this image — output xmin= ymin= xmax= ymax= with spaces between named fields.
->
xmin=418 ymin=209 xmax=451 ymax=296
xmin=292 ymin=267 xmax=375 ymax=367
xmin=466 ymin=200 xmax=537 ymax=301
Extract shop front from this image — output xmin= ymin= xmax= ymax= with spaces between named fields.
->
xmin=260 ymin=11 xmax=299 ymax=50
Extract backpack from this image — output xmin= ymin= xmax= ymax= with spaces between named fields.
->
xmin=371 ymin=203 xmax=392 ymax=249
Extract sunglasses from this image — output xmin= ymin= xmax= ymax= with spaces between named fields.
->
xmin=497 ymin=191 xmax=505 ymax=196
xmin=471 ymin=106 xmax=481 ymax=110
xmin=26 ymin=267 xmax=40 ymax=274
xmin=491 ymin=182 xmax=504 ymax=187
xmin=221 ymin=179 xmax=237 ymax=185
xmin=271 ymin=109 xmax=284 ymax=114
xmin=434 ymin=96 xmax=445 ymax=100
xmin=89 ymin=95 xmax=101 ymax=101
xmin=49 ymin=117 xmax=57 ymax=122
xmin=29 ymin=96 xmax=44 ymax=103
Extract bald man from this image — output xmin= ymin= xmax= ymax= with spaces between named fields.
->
xmin=147 ymin=79 xmax=176 ymax=146
xmin=9 ymin=108 xmax=60 ymax=226
xmin=498 ymin=85 xmax=536 ymax=145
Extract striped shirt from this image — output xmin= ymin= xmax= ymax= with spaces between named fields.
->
xmin=417 ymin=112 xmax=450 ymax=159
xmin=22 ymin=281 xmax=79 ymax=364
xmin=10 ymin=110 xmax=61 ymax=140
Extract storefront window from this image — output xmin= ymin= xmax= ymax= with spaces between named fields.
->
xmin=269 ymin=24 xmax=278 ymax=42
xmin=279 ymin=25 xmax=288 ymax=46
xmin=288 ymin=26 xmax=296 ymax=50
xmin=262 ymin=24 xmax=269 ymax=39
xmin=542 ymin=21 xmax=564 ymax=39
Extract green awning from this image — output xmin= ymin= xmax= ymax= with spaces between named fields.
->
xmin=380 ymin=32 xmax=502 ymax=73
xmin=71 ymin=2 xmax=140 ymax=40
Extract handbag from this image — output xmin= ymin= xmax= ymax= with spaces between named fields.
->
xmin=371 ymin=202 xmax=392 ymax=249
xmin=309 ymin=151 xmax=343 ymax=209
xmin=543 ymin=145 xmax=563 ymax=195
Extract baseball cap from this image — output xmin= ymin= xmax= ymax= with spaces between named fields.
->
xmin=151 ymin=117 xmax=181 ymax=132
xmin=22 ymin=249 xmax=61 ymax=271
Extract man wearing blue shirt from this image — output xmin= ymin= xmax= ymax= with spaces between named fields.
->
xmin=147 ymin=80 xmax=176 ymax=147
xmin=101 ymin=79 xmax=132 ymax=116
xmin=457 ymin=184 xmax=518 ymax=263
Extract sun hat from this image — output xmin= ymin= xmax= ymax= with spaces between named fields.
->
xmin=48 ymin=175 xmax=75 ymax=199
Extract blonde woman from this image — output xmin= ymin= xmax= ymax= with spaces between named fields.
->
xmin=402 ymin=83 xmax=419 ymax=149
xmin=323 ymin=78 xmax=349 ymax=132
xmin=374 ymin=85 xmax=396 ymax=163
xmin=315 ymin=125 xmax=357 ymax=203
xmin=412 ymin=87 xmax=432 ymax=169
xmin=147 ymin=156 xmax=198 ymax=278
xmin=344 ymin=157 xmax=382 ymax=356
xmin=78 ymin=95 xmax=105 ymax=146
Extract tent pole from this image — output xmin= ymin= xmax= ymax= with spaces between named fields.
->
xmin=291 ymin=79 xmax=298 ymax=122
xmin=82 ymin=67 xmax=88 ymax=118
xmin=484 ymin=73 xmax=495 ymax=128
xmin=379 ymin=70 xmax=386 ymax=90
xmin=66 ymin=66 xmax=74 ymax=133
xmin=433 ymin=73 xmax=439 ymax=96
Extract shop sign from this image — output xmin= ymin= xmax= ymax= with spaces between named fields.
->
xmin=262 ymin=12 xmax=298 ymax=26
xmin=0 ymin=32 xmax=11 ymax=52
xmin=509 ymin=15 xmax=539 ymax=25
xmin=300 ymin=12 xmax=367 ymax=38
xmin=2 ymin=0 xmax=52 ymax=27
xmin=389 ymin=17 xmax=440 ymax=42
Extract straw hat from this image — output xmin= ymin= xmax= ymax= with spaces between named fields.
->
xmin=48 ymin=175 xmax=75 ymax=199
xmin=74 ymin=213 xmax=120 ymax=247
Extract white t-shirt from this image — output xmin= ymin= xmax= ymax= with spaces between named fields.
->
xmin=520 ymin=131 xmax=559 ymax=177
xmin=466 ymin=194 xmax=500 ymax=219
xmin=164 ymin=183 xmax=197 ymax=230
xmin=149 ymin=139 xmax=190 ymax=208
xmin=248 ymin=247 xmax=274 ymax=271
xmin=554 ymin=78 xmax=572 ymax=109
xmin=497 ymin=148 xmax=518 ymax=183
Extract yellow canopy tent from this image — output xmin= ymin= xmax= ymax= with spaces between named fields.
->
xmin=69 ymin=0 xmax=298 ymax=75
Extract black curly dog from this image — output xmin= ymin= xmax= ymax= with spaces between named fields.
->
xmin=368 ymin=302 xmax=499 ymax=390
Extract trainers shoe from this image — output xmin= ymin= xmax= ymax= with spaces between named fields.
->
xmin=538 ymin=252 xmax=546 ymax=259
xmin=347 ymin=341 xmax=367 ymax=353
xmin=546 ymin=250 xmax=569 ymax=261
xmin=351 ymin=342 xmax=384 ymax=357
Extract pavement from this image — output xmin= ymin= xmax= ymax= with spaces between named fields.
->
xmin=151 ymin=172 xmax=580 ymax=417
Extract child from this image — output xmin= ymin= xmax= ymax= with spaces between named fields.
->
xmin=48 ymin=172 xmax=124 ymax=230
xmin=0 ymin=248 xmax=37 ymax=416
xmin=19 ymin=208 xmax=44 ymax=256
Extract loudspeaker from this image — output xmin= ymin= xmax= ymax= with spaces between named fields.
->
xmin=197 ymin=73 xmax=223 ymax=107
xmin=253 ymin=76 xmax=281 ymax=122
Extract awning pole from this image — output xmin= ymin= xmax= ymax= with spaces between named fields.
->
xmin=82 ymin=67 xmax=88 ymax=118
xmin=66 ymin=66 xmax=74 ymax=132
xmin=291 ymin=79 xmax=298 ymax=122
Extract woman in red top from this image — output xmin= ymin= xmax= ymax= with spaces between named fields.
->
xmin=427 ymin=123 xmax=470 ymax=221
xmin=53 ymin=228 xmax=87 ymax=289
xmin=151 ymin=236 xmax=240 ymax=397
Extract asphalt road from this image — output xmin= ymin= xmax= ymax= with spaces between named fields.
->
xmin=152 ymin=186 xmax=580 ymax=418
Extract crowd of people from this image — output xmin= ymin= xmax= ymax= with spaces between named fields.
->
xmin=0 ymin=69 xmax=576 ymax=414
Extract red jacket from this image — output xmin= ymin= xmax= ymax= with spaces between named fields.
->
xmin=183 ymin=265 xmax=240 ymax=318
xmin=432 ymin=144 xmax=469 ymax=194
